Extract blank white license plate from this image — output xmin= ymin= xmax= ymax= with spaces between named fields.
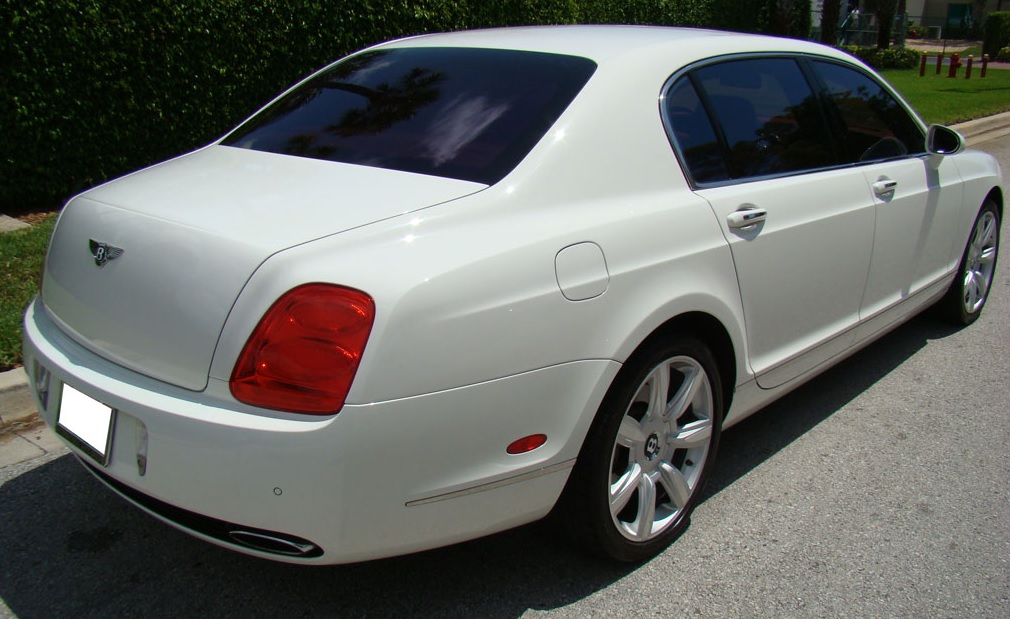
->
xmin=57 ymin=384 xmax=116 ymax=466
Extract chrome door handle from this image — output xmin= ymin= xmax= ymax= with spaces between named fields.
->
xmin=873 ymin=179 xmax=897 ymax=197
xmin=727 ymin=208 xmax=767 ymax=229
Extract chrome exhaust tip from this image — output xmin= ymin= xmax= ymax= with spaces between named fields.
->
xmin=228 ymin=529 xmax=321 ymax=557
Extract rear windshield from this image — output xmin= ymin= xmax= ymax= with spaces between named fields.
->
xmin=222 ymin=47 xmax=597 ymax=185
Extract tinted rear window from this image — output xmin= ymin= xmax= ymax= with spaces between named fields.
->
xmin=222 ymin=48 xmax=597 ymax=185
xmin=691 ymin=58 xmax=835 ymax=180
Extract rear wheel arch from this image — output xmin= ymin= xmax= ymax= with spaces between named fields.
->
xmin=554 ymin=313 xmax=735 ymax=561
xmin=644 ymin=312 xmax=737 ymax=414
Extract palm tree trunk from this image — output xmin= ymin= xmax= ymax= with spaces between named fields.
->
xmin=876 ymin=0 xmax=898 ymax=49
xmin=820 ymin=0 xmax=842 ymax=45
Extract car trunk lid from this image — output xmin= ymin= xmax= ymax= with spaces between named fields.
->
xmin=41 ymin=146 xmax=484 ymax=391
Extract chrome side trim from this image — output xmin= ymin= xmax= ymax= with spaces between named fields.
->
xmin=755 ymin=271 xmax=953 ymax=389
xmin=406 ymin=459 xmax=576 ymax=507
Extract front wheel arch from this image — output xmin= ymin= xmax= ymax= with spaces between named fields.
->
xmin=937 ymin=197 xmax=1001 ymax=325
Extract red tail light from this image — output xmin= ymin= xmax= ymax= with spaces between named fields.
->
xmin=230 ymin=284 xmax=375 ymax=414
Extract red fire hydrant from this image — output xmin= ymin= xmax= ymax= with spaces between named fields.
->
xmin=947 ymin=52 xmax=961 ymax=78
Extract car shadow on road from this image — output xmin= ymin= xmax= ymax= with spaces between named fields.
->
xmin=703 ymin=313 xmax=960 ymax=500
xmin=0 ymin=315 xmax=961 ymax=619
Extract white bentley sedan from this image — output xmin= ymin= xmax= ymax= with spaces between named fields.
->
xmin=23 ymin=26 xmax=1001 ymax=564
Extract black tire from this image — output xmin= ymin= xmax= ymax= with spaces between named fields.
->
xmin=555 ymin=334 xmax=723 ymax=563
xmin=937 ymin=200 xmax=1000 ymax=326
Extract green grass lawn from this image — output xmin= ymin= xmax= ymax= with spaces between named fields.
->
xmin=0 ymin=216 xmax=55 ymax=371
xmin=1 ymin=67 xmax=1009 ymax=371
xmin=881 ymin=66 xmax=1010 ymax=125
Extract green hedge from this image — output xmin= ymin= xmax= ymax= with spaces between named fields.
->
xmin=4 ymin=0 xmax=815 ymax=212
xmin=709 ymin=0 xmax=811 ymax=39
xmin=578 ymin=0 xmax=710 ymax=26
xmin=1 ymin=0 xmax=474 ymax=212
xmin=840 ymin=45 xmax=921 ymax=69
xmin=983 ymin=12 xmax=1010 ymax=58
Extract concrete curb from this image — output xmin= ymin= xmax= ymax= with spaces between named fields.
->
xmin=0 ymin=367 xmax=27 ymax=393
xmin=951 ymin=111 xmax=1010 ymax=146
xmin=0 ymin=214 xmax=30 ymax=232
xmin=0 ymin=367 xmax=36 ymax=429
xmin=0 ymin=365 xmax=67 ymax=469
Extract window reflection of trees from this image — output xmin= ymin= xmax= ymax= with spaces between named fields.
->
xmin=828 ymin=85 xmax=900 ymax=157
xmin=222 ymin=48 xmax=597 ymax=184
xmin=814 ymin=61 xmax=924 ymax=161
xmin=278 ymin=52 xmax=446 ymax=157
xmin=682 ymin=93 xmax=834 ymax=181
xmin=729 ymin=94 xmax=833 ymax=177
xmin=324 ymin=66 xmax=445 ymax=138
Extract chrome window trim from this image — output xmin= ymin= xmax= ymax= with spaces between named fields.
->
xmin=659 ymin=52 xmax=929 ymax=190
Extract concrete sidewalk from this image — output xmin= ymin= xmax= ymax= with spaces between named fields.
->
xmin=2 ymin=109 xmax=1009 ymax=469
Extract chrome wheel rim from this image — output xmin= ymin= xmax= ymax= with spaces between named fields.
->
xmin=609 ymin=356 xmax=714 ymax=542
xmin=962 ymin=210 xmax=998 ymax=314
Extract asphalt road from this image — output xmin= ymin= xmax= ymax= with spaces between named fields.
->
xmin=1 ymin=141 xmax=1008 ymax=619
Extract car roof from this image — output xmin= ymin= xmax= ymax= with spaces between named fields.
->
xmin=373 ymin=25 xmax=856 ymax=68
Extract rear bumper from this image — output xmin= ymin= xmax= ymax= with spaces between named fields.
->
xmin=23 ymin=298 xmax=617 ymax=564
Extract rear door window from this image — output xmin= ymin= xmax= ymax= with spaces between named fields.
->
xmin=223 ymin=48 xmax=597 ymax=185
xmin=665 ymin=57 xmax=836 ymax=185
xmin=663 ymin=78 xmax=729 ymax=183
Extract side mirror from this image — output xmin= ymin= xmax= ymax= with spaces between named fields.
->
xmin=926 ymin=125 xmax=964 ymax=156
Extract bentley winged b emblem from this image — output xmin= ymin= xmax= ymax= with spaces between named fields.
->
xmin=89 ymin=239 xmax=124 ymax=267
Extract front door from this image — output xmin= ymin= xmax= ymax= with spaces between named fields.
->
xmin=808 ymin=60 xmax=963 ymax=325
